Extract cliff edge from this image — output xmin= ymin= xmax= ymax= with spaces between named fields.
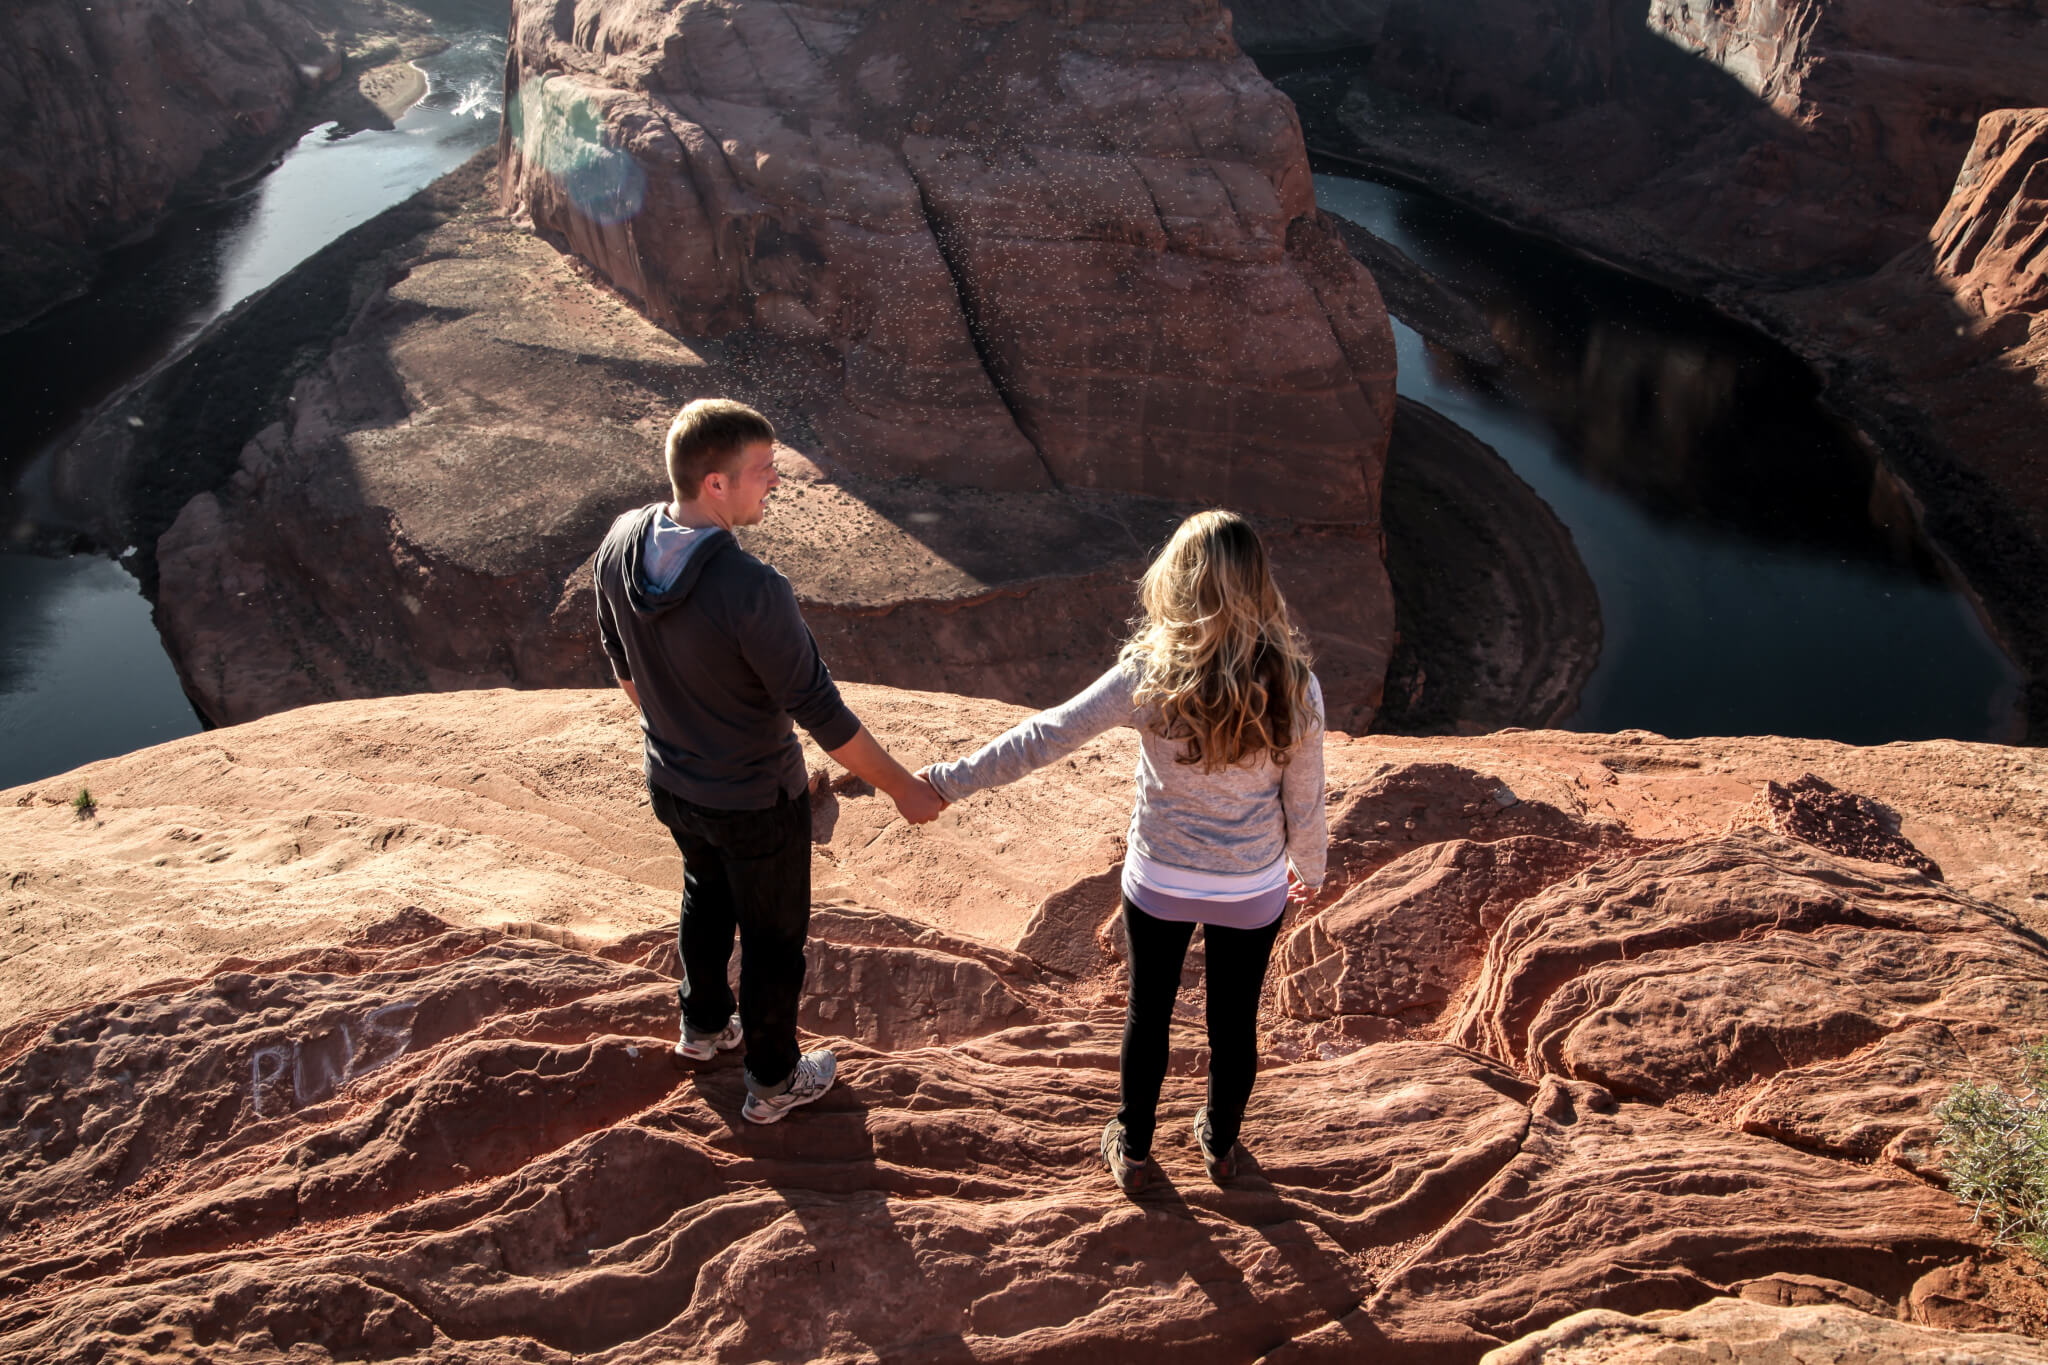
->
xmin=4 ymin=686 xmax=2047 ymax=1359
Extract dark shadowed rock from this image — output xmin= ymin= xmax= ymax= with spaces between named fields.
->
xmin=1728 ymin=773 xmax=1942 ymax=879
xmin=1242 ymin=3 xmax=2048 ymax=737
xmin=0 ymin=0 xmax=439 ymax=329
xmin=1238 ymin=0 xmax=2048 ymax=280
xmin=1374 ymin=398 xmax=1602 ymax=734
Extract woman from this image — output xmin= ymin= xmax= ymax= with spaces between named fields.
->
xmin=924 ymin=509 xmax=1326 ymax=1190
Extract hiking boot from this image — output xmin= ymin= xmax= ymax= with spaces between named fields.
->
xmin=1101 ymin=1117 xmax=1151 ymax=1193
xmin=672 ymin=1016 xmax=743 ymax=1064
xmin=1192 ymin=1105 xmax=1240 ymax=1183
xmin=741 ymin=1048 xmax=837 ymax=1125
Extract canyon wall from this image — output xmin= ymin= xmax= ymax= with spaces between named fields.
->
xmin=143 ymin=158 xmax=1395 ymax=731
xmin=133 ymin=0 xmax=1408 ymax=731
xmin=1233 ymin=0 xmax=2048 ymax=280
xmin=498 ymin=0 xmax=1396 ymax=520
xmin=0 ymin=0 xmax=400 ymax=328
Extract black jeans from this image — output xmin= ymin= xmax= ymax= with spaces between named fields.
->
xmin=648 ymin=782 xmax=811 ymax=1091
xmin=1118 ymin=894 xmax=1285 ymax=1160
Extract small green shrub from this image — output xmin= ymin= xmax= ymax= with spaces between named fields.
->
xmin=71 ymin=786 xmax=95 ymax=819
xmin=1936 ymin=1038 xmax=2048 ymax=1260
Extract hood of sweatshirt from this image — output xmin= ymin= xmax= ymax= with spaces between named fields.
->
xmin=607 ymin=504 xmax=734 ymax=619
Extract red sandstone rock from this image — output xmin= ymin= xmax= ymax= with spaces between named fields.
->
xmin=1727 ymin=772 xmax=1942 ymax=879
xmin=1281 ymin=1075 xmax=1985 ymax=1362
xmin=150 ymin=165 xmax=1394 ymax=729
xmin=1448 ymin=832 xmax=2048 ymax=1163
xmin=0 ymin=940 xmax=1995 ymax=1362
xmin=1934 ymin=110 xmax=2048 ymax=321
xmin=498 ymin=0 xmax=1396 ymax=520
xmin=1482 ymin=1298 xmax=2048 ymax=1365
xmin=1274 ymin=835 xmax=1603 ymax=1029
xmin=5 ymin=690 xmax=2048 ymax=1358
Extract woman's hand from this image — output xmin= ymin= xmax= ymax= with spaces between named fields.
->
xmin=1287 ymin=869 xmax=1317 ymax=907
xmin=894 ymin=774 xmax=949 ymax=824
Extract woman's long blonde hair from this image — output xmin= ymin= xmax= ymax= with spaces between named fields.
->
xmin=1120 ymin=510 xmax=1315 ymax=772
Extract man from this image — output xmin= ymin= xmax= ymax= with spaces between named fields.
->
xmin=594 ymin=398 xmax=946 ymax=1124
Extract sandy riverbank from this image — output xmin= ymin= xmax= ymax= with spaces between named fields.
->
xmin=356 ymin=58 xmax=429 ymax=122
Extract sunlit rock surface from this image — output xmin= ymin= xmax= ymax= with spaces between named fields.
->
xmin=1482 ymin=1299 xmax=2048 ymax=1365
xmin=4 ymin=687 xmax=2048 ymax=1359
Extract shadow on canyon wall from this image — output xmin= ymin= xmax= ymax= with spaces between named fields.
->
xmin=1243 ymin=0 xmax=2048 ymax=738
xmin=1342 ymin=177 xmax=1947 ymax=576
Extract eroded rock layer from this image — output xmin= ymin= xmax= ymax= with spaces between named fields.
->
xmin=1483 ymin=1299 xmax=2048 ymax=1365
xmin=497 ymin=0 xmax=1396 ymax=520
xmin=4 ymin=686 xmax=2048 ymax=1359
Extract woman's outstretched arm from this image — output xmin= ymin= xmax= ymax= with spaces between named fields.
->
xmin=923 ymin=662 xmax=1136 ymax=804
xmin=1281 ymin=673 xmax=1329 ymax=889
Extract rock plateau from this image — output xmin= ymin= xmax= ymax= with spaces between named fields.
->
xmin=4 ymin=684 xmax=2048 ymax=1360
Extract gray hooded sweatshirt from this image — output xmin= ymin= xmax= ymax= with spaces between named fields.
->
xmin=594 ymin=503 xmax=860 ymax=809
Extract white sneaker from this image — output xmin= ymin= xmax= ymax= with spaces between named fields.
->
xmin=672 ymin=1016 xmax=743 ymax=1063
xmin=741 ymin=1049 xmax=837 ymax=1125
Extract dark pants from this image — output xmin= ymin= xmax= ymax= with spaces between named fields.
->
xmin=649 ymin=782 xmax=811 ymax=1091
xmin=1118 ymin=894 xmax=1285 ymax=1160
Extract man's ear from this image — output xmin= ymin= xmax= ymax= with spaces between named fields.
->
xmin=700 ymin=468 xmax=727 ymax=500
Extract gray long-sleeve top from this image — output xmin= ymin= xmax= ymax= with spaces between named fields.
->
xmin=925 ymin=660 xmax=1328 ymax=886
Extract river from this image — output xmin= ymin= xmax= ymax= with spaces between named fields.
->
xmin=1315 ymin=172 xmax=2022 ymax=745
xmin=0 ymin=28 xmax=506 ymax=790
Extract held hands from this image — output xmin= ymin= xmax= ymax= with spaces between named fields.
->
xmin=821 ymin=725 xmax=950 ymax=826
xmin=892 ymin=769 xmax=950 ymax=825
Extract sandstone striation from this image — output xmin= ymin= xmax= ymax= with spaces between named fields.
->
xmin=5 ymin=686 xmax=2048 ymax=1359
xmin=497 ymin=0 xmax=1396 ymax=520
xmin=0 ymin=0 xmax=443 ymax=331
xmin=1483 ymin=1299 xmax=2048 ymax=1365
xmin=1448 ymin=834 xmax=2048 ymax=1168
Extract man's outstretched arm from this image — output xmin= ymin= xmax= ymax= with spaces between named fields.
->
xmin=827 ymin=725 xmax=947 ymax=824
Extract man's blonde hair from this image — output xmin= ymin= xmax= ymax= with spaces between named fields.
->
xmin=665 ymin=398 xmax=776 ymax=499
